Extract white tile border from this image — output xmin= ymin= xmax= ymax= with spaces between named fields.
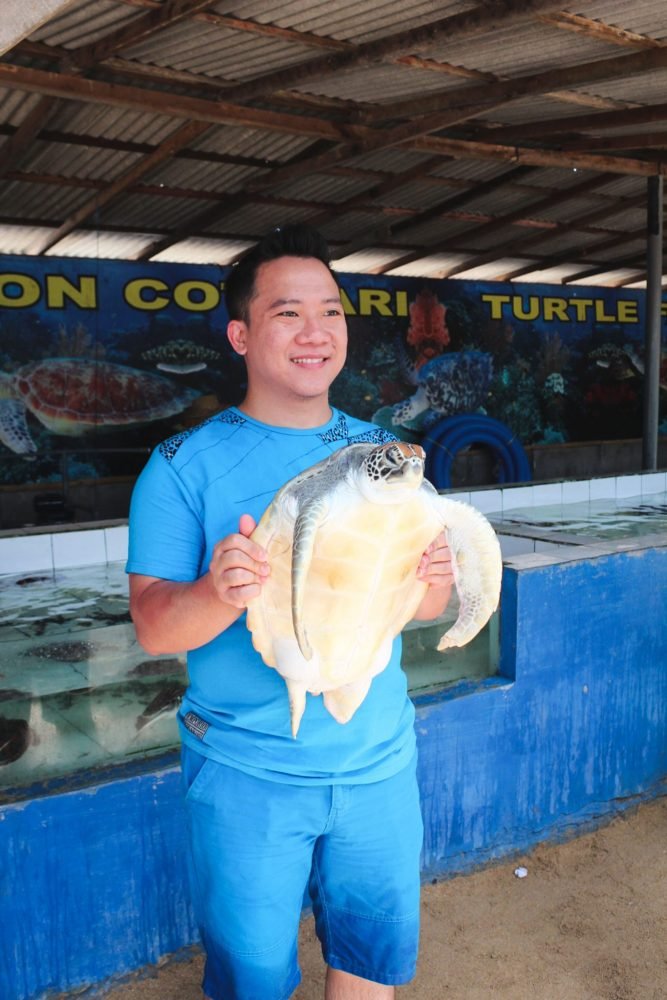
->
xmin=52 ymin=529 xmax=107 ymax=569
xmin=640 ymin=471 xmax=667 ymax=495
xmin=468 ymin=489 xmax=503 ymax=515
xmin=104 ymin=524 xmax=129 ymax=563
xmin=467 ymin=471 xmax=667 ymax=524
xmin=1 ymin=522 xmax=133 ymax=576
xmin=615 ymin=474 xmax=643 ymax=499
xmin=0 ymin=533 xmax=54 ymax=574
xmin=562 ymin=479 xmax=590 ymax=504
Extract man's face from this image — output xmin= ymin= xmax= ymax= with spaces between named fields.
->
xmin=228 ymin=255 xmax=348 ymax=415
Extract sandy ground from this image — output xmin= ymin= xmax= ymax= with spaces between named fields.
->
xmin=99 ymin=796 xmax=666 ymax=1000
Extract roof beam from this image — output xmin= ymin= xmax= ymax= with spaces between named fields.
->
xmin=538 ymin=11 xmax=661 ymax=50
xmin=0 ymin=63 xmax=346 ymax=140
xmin=411 ymin=133 xmax=664 ymax=177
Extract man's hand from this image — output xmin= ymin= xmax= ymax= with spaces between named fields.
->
xmin=413 ymin=531 xmax=454 ymax=621
xmin=209 ymin=514 xmax=271 ymax=609
xmin=417 ymin=531 xmax=454 ymax=589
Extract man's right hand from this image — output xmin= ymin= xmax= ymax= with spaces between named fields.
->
xmin=208 ymin=514 xmax=271 ymax=609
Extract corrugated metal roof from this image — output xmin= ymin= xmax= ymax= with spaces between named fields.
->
xmin=152 ymin=237 xmax=254 ymax=265
xmin=0 ymin=0 xmax=666 ymax=285
xmin=43 ymin=229 xmax=161 ymax=259
xmin=230 ymin=0 xmax=474 ymax=44
xmin=387 ymin=253 xmax=471 ymax=277
xmin=31 ymin=0 xmax=136 ymax=48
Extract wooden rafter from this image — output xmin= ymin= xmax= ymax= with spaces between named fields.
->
xmin=538 ymin=11 xmax=662 ymax=49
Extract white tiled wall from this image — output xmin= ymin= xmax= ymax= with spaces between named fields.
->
xmin=0 ymin=526 xmax=128 ymax=576
xmin=464 ymin=470 xmax=667 ymax=518
xmin=0 ymin=533 xmax=54 ymax=575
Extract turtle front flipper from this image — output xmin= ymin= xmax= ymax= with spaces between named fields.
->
xmin=0 ymin=399 xmax=36 ymax=455
xmin=292 ymin=497 xmax=329 ymax=660
xmin=430 ymin=495 xmax=502 ymax=648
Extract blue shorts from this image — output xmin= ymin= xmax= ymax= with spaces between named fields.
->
xmin=182 ymin=747 xmax=423 ymax=1000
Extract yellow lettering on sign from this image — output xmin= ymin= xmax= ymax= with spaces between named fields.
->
xmin=594 ymin=299 xmax=616 ymax=323
xmin=340 ymin=289 xmax=357 ymax=316
xmin=569 ymin=298 xmax=593 ymax=321
xmin=46 ymin=275 xmax=97 ymax=309
xmin=543 ymin=297 xmax=569 ymax=322
xmin=395 ymin=290 xmax=408 ymax=317
xmin=617 ymin=300 xmax=638 ymax=323
xmin=358 ymin=289 xmax=393 ymax=316
xmin=124 ymin=278 xmax=170 ymax=310
xmin=481 ymin=293 xmax=511 ymax=320
xmin=512 ymin=296 xmax=539 ymax=321
xmin=0 ymin=273 xmax=40 ymax=308
xmin=173 ymin=280 xmax=220 ymax=312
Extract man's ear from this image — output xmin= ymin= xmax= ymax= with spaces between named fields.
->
xmin=227 ymin=319 xmax=248 ymax=356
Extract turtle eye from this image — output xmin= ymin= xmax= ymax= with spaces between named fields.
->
xmin=385 ymin=445 xmax=402 ymax=466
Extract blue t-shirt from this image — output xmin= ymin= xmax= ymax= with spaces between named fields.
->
xmin=126 ymin=407 xmax=416 ymax=784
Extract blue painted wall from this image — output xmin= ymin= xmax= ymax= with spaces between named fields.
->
xmin=1 ymin=546 xmax=666 ymax=999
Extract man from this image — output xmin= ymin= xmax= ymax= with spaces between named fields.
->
xmin=127 ymin=224 xmax=453 ymax=999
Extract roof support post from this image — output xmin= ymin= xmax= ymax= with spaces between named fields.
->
xmin=642 ymin=175 xmax=663 ymax=471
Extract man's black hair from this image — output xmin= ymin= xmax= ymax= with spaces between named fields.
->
xmin=224 ymin=224 xmax=333 ymax=323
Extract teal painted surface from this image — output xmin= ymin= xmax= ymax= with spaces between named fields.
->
xmin=1 ymin=546 xmax=666 ymax=999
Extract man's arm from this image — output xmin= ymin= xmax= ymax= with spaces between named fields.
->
xmin=412 ymin=531 xmax=454 ymax=621
xmin=129 ymin=514 xmax=270 ymax=655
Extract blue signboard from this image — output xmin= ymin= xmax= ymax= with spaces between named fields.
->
xmin=0 ymin=255 xmax=665 ymax=487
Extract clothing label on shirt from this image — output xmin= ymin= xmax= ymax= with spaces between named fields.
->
xmin=183 ymin=711 xmax=209 ymax=740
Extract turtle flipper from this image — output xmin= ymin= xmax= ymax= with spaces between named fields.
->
xmin=292 ymin=497 xmax=329 ymax=660
xmin=0 ymin=399 xmax=36 ymax=455
xmin=323 ymin=676 xmax=373 ymax=725
xmin=285 ymin=678 xmax=307 ymax=739
xmin=429 ymin=495 xmax=502 ymax=648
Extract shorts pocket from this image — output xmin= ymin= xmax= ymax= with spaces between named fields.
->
xmin=182 ymin=747 xmax=216 ymax=802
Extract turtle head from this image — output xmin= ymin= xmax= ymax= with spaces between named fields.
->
xmin=360 ymin=442 xmax=425 ymax=501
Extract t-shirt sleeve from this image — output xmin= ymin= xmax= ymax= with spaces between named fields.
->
xmin=125 ymin=447 xmax=205 ymax=582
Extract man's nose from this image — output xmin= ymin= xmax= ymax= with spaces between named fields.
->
xmin=296 ymin=315 xmax=329 ymax=341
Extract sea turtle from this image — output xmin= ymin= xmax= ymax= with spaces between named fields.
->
xmin=392 ymin=349 xmax=493 ymax=427
xmin=246 ymin=441 xmax=502 ymax=737
xmin=0 ymin=358 xmax=200 ymax=455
